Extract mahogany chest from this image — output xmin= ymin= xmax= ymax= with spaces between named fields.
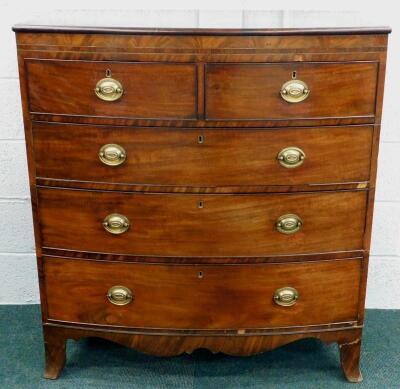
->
xmin=13 ymin=24 xmax=390 ymax=382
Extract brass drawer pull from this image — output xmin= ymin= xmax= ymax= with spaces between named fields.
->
xmin=103 ymin=213 xmax=130 ymax=235
xmin=276 ymin=214 xmax=302 ymax=234
xmin=99 ymin=144 xmax=126 ymax=166
xmin=277 ymin=147 xmax=306 ymax=169
xmin=107 ymin=286 xmax=133 ymax=306
xmin=280 ymin=79 xmax=310 ymax=103
xmin=95 ymin=77 xmax=124 ymax=101
xmin=273 ymin=287 xmax=299 ymax=307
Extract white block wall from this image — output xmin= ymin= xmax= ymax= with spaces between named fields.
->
xmin=0 ymin=4 xmax=399 ymax=308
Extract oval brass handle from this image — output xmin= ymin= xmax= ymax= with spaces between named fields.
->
xmin=276 ymin=214 xmax=302 ymax=234
xmin=95 ymin=77 xmax=123 ymax=101
xmin=273 ymin=287 xmax=299 ymax=307
xmin=277 ymin=147 xmax=306 ymax=169
xmin=99 ymin=144 xmax=126 ymax=166
xmin=103 ymin=213 xmax=130 ymax=235
xmin=107 ymin=285 xmax=133 ymax=306
xmin=280 ymin=79 xmax=310 ymax=103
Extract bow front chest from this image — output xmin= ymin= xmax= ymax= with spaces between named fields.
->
xmin=13 ymin=24 xmax=390 ymax=382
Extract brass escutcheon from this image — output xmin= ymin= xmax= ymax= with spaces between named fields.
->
xmin=280 ymin=79 xmax=310 ymax=103
xmin=99 ymin=144 xmax=126 ymax=166
xmin=107 ymin=285 xmax=133 ymax=306
xmin=276 ymin=214 xmax=302 ymax=234
xmin=273 ymin=287 xmax=299 ymax=307
xmin=277 ymin=147 xmax=306 ymax=169
xmin=95 ymin=77 xmax=123 ymax=101
xmin=103 ymin=213 xmax=130 ymax=235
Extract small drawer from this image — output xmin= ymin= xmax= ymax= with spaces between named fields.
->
xmin=206 ymin=62 xmax=377 ymax=120
xmin=26 ymin=59 xmax=197 ymax=119
xmin=32 ymin=123 xmax=373 ymax=187
xmin=44 ymin=257 xmax=362 ymax=329
xmin=38 ymin=188 xmax=366 ymax=257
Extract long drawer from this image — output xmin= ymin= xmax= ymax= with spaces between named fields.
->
xmin=32 ymin=123 xmax=373 ymax=187
xmin=44 ymin=257 xmax=362 ymax=329
xmin=206 ymin=62 xmax=378 ymax=120
xmin=26 ymin=60 xmax=197 ymax=119
xmin=37 ymin=188 xmax=366 ymax=256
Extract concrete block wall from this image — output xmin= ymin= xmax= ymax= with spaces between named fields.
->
xmin=0 ymin=4 xmax=399 ymax=308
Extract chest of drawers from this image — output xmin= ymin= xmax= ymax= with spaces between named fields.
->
xmin=13 ymin=24 xmax=390 ymax=382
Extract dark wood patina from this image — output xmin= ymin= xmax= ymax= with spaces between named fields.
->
xmin=14 ymin=24 xmax=390 ymax=382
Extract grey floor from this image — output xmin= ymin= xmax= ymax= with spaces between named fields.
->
xmin=0 ymin=305 xmax=399 ymax=388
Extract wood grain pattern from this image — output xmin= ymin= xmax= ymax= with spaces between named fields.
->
xmin=41 ymin=324 xmax=362 ymax=378
xmin=41 ymin=250 xmax=364 ymax=264
xmin=31 ymin=115 xmax=375 ymax=129
xmin=43 ymin=325 xmax=66 ymax=380
xmin=35 ymin=179 xmax=370 ymax=195
xmin=206 ymin=62 xmax=378 ymax=120
xmin=26 ymin=59 xmax=197 ymax=119
xmin=37 ymin=188 xmax=367 ymax=257
xmin=15 ymin=31 xmax=388 ymax=54
xmin=339 ymin=338 xmax=363 ymax=382
xmin=32 ymin=123 xmax=373 ymax=187
xmin=44 ymin=256 xmax=361 ymax=329
xmin=15 ymin=53 xmax=49 ymax=322
xmin=14 ymin=26 xmax=390 ymax=382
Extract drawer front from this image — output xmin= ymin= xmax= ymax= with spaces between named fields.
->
xmin=206 ymin=62 xmax=377 ymax=120
xmin=33 ymin=123 xmax=373 ymax=186
xmin=44 ymin=257 xmax=361 ymax=329
xmin=38 ymin=188 xmax=366 ymax=256
xmin=26 ymin=60 xmax=197 ymax=119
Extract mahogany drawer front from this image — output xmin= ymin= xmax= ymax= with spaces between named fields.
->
xmin=33 ymin=123 xmax=373 ymax=187
xmin=26 ymin=60 xmax=197 ymax=119
xmin=38 ymin=188 xmax=366 ymax=257
xmin=206 ymin=62 xmax=378 ymax=120
xmin=44 ymin=257 xmax=361 ymax=329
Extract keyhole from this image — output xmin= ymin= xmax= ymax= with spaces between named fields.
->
xmin=292 ymin=71 xmax=297 ymax=79
xmin=198 ymin=271 xmax=204 ymax=279
xmin=106 ymin=69 xmax=112 ymax=78
xmin=198 ymin=200 xmax=204 ymax=209
xmin=198 ymin=135 xmax=204 ymax=144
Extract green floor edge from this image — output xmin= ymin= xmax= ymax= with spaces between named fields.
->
xmin=0 ymin=306 xmax=399 ymax=389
